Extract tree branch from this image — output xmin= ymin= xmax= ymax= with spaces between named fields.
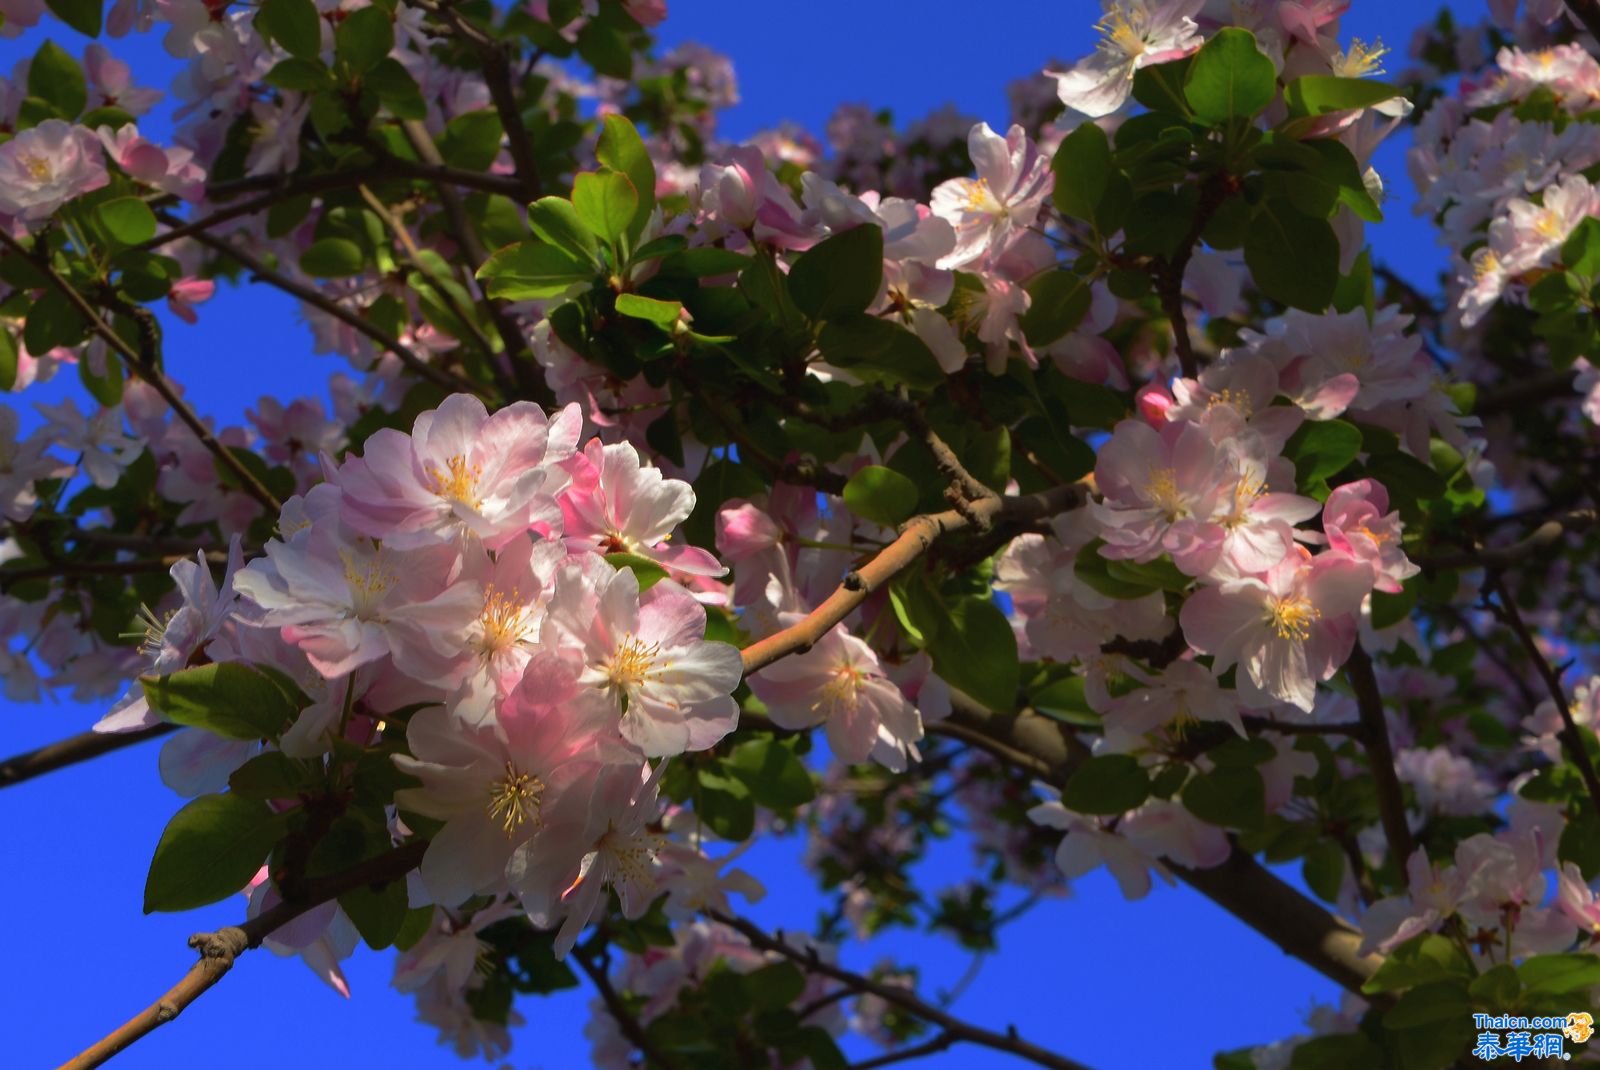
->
xmin=0 ymin=230 xmax=284 ymax=515
xmin=0 ymin=722 xmax=178 ymax=788
xmin=1485 ymin=573 xmax=1600 ymax=817
xmin=58 ymin=840 xmax=425 ymax=1070
xmin=574 ymin=952 xmax=682 ymax=1070
xmin=710 ymin=910 xmax=1097 ymax=1070
xmin=739 ymin=484 xmax=1087 ymax=675
xmin=177 ymin=222 xmax=485 ymax=398
xmin=850 ymin=1033 xmax=960 ymax=1069
xmin=1345 ymin=644 xmax=1415 ymax=869
xmin=1415 ymin=509 xmax=1596 ymax=572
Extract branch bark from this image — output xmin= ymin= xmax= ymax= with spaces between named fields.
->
xmin=57 ymin=840 xmax=425 ymax=1070
xmin=1345 ymin=644 xmax=1415 ymax=868
xmin=1415 ymin=509 xmax=1595 ymax=571
xmin=740 ymin=484 xmax=1087 ymax=675
xmin=0 ymin=722 xmax=178 ymax=788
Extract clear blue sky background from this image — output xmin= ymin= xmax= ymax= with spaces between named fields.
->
xmin=1 ymin=3 xmax=1470 ymax=1068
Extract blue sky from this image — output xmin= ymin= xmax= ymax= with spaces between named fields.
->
xmin=1 ymin=3 xmax=1473 ymax=1068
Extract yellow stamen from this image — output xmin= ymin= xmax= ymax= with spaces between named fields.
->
xmin=1332 ymin=38 xmax=1388 ymax=79
xmin=1267 ymin=595 xmax=1321 ymax=641
xmin=1097 ymin=3 xmax=1149 ymax=58
xmin=340 ymin=548 xmax=397 ymax=617
xmin=1145 ymin=466 xmax=1186 ymax=519
xmin=812 ymin=664 xmax=865 ymax=718
xmin=485 ymin=760 xmax=543 ymax=836
xmin=606 ymin=634 xmax=661 ymax=692
xmin=477 ymin=585 xmax=528 ymax=654
xmin=425 ymin=454 xmax=483 ymax=508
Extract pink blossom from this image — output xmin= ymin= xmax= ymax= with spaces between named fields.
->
xmin=560 ymin=438 xmax=725 ymax=577
xmin=1091 ymin=417 xmax=1226 ymax=563
xmin=541 ymin=556 xmax=743 ymax=756
xmin=750 ymin=620 xmax=923 ymax=771
xmin=1050 ymin=1 xmax=1205 ymax=118
xmin=165 ymin=277 xmax=215 ymax=324
xmin=1321 ymin=479 xmax=1418 ymax=594
xmin=929 ymin=122 xmax=1052 ymax=269
xmin=1179 ymin=545 xmax=1374 ymax=712
xmin=329 ymin=394 xmax=582 ymax=551
xmin=0 ymin=120 xmax=109 ymax=222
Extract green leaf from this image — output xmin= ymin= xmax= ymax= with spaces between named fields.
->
xmin=1363 ymin=450 xmax=1447 ymax=504
xmin=1074 ymin=545 xmax=1161 ymax=600
xmin=1382 ymin=980 xmax=1471 ymax=1029
xmin=1282 ymin=419 xmax=1361 ymax=491
xmin=340 ymin=874 xmax=408 ymax=950
xmin=788 ymin=225 xmax=884 ymax=321
xmin=0 ymin=332 xmax=17 ymax=392
xmin=366 ymin=57 xmax=426 ymax=120
xmin=1560 ymin=808 xmax=1600 ymax=879
xmin=1019 ymin=271 xmax=1092 ymax=347
xmin=263 ymin=57 xmax=334 ymax=92
xmin=1362 ymin=933 xmax=1473 ymax=994
xmin=438 ymin=110 xmax=503 ymax=172
xmin=572 ymin=170 xmax=639 ymax=252
xmin=927 ymin=597 xmax=1019 ymax=715
xmin=614 ymin=293 xmax=682 ymax=327
xmin=604 ymin=551 xmax=667 ymax=591
xmin=1244 ymin=199 xmax=1339 ymax=312
xmin=1283 ymin=75 xmax=1401 ymax=118
xmin=696 ymin=770 xmax=755 ymax=840
xmin=255 ymin=0 xmax=321 ymax=61
xmin=44 ymin=0 xmax=102 ymax=37
xmin=1182 ymin=765 xmax=1265 ymax=830
xmin=24 ymin=287 xmax=87 ymax=355
xmin=96 ymin=197 xmax=157 ymax=245
xmin=726 ymin=736 xmax=814 ymax=809
xmin=144 ymin=794 xmax=287 ymax=912
xmin=335 ymin=5 xmax=392 ymax=76
xmin=596 ymin=114 xmax=656 ymax=241
xmin=661 ymin=247 xmax=751 ymax=278
xmin=1468 ymin=964 xmax=1521 ymax=1006
xmin=476 ymin=241 xmax=594 ymax=300
xmin=1052 ymin=121 xmax=1112 ymax=223
xmin=526 ymin=197 xmax=600 ymax=265
xmin=1301 ymin=839 xmax=1345 ymax=901
xmin=1519 ymin=952 xmax=1600 ymax=995
xmin=300 ymin=237 xmax=365 ymax=278
xmin=28 ymin=40 xmax=87 ymax=120
xmin=1565 ymin=216 xmax=1600 ymax=276
xmin=1061 ymin=754 xmax=1151 ymax=815
xmin=78 ymin=339 xmax=123 ymax=404
xmin=842 ymin=465 xmax=918 ymax=528
xmin=816 ymin=314 xmax=944 ymax=390
xmin=142 ymin=662 xmax=304 ymax=741
xmin=1184 ymin=28 xmax=1276 ymax=124
xmin=228 ymin=752 xmax=319 ymax=798
xmin=1031 ymin=675 xmax=1101 ymax=727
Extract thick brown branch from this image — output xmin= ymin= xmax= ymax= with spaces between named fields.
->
xmin=711 ymin=911 xmax=1097 ymax=1070
xmin=58 ymin=841 xmax=425 ymax=1070
xmin=0 ymin=722 xmax=178 ymax=788
xmin=942 ymin=694 xmax=1383 ymax=994
xmin=1345 ymin=644 xmax=1415 ymax=868
xmin=739 ymin=484 xmax=1087 ymax=675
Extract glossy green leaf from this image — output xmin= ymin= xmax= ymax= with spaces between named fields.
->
xmin=926 ymin=597 xmax=1019 ymax=714
xmin=1052 ymin=121 xmax=1112 ymax=223
xmin=28 ymin=40 xmax=87 ymax=119
xmin=1282 ymin=419 xmax=1361 ymax=490
xmin=96 ymin=197 xmax=157 ymax=245
xmin=842 ymin=465 xmax=918 ymax=528
xmin=726 ymin=736 xmax=815 ymax=809
xmin=142 ymin=662 xmax=304 ymax=741
xmin=1020 ymin=270 xmax=1091 ymax=346
xmin=476 ymin=241 xmax=594 ymax=300
xmin=596 ymin=114 xmax=656 ymax=240
xmin=526 ymin=197 xmax=600 ymax=264
xmin=572 ymin=170 xmax=639 ymax=252
xmin=788 ymin=224 xmax=884 ymax=321
xmin=335 ymin=5 xmax=393 ymax=75
xmin=255 ymin=0 xmax=321 ymax=61
xmin=300 ymin=237 xmax=365 ymax=278
xmin=614 ymin=293 xmax=682 ymax=327
xmin=1182 ymin=765 xmax=1265 ymax=830
xmin=604 ymin=551 xmax=667 ymax=591
xmin=1184 ymin=28 xmax=1276 ymax=124
xmin=44 ymin=0 xmax=102 ymax=37
xmin=144 ymin=793 xmax=287 ymax=912
xmin=1283 ymin=75 xmax=1401 ymax=118
xmin=1061 ymin=754 xmax=1150 ymax=815
xmin=1244 ymin=199 xmax=1339 ymax=312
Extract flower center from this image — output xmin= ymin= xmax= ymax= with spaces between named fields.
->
xmin=485 ymin=760 xmax=544 ymax=837
xmin=340 ymin=548 xmax=396 ymax=618
xmin=1267 ymin=595 xmax=1321 ymax=641
xmin=812 ymin=664 xmax=865 ymax=717
xmin=126 ymin=603 xmax=177 ymax=661
xmin=1206 ymin=387 xmax=1253 ymax=418
xmin=426 ymin=454 xmax=483 ymax=507
xmin=1144 ymin=466 xmax=1186 ymax=519
xmin=1097 ymin=3 xmax=1149 ymax=59
xmin=477 ymin=585 xmax=530 ymax=654
xmin=18 ymin=153 xmax=52 ymax=183
xmin=1332 ymin=38 xmax=1388 ymax=79
xmin=1473 ymin=249 xmax=1502 ymax=282
xmin=1534 ymin=208 xmax=1565 ymax=240
xmin=605 ymin=633 xmax=661 ymax=693
xmin=963 ymin=176 xmax=1002 ymax=215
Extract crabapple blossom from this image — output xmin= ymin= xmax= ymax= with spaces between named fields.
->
xmin=928 ymin=122 xmax=1052 ymax=269
xmin=1050 ymin=0 xmax=1205 ymax=117
xmin=0 ymin=119 xmax=108 ymax=222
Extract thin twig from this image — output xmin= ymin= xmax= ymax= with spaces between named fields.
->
xmin=0 ymin=230 xmax=283 ymax=514
xmin=1416 ymin=509 xmax=1596 ymax=571
xmin=1486 ymin=573 xmax=1600 ymax=816
xmin=574 ymin=953 xmax=682 ymax=1070
xmin=710 ymin=911 xmax=1097 ymax=1070
xmin=849 ymin=1033 xmax=960 ymax=1070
